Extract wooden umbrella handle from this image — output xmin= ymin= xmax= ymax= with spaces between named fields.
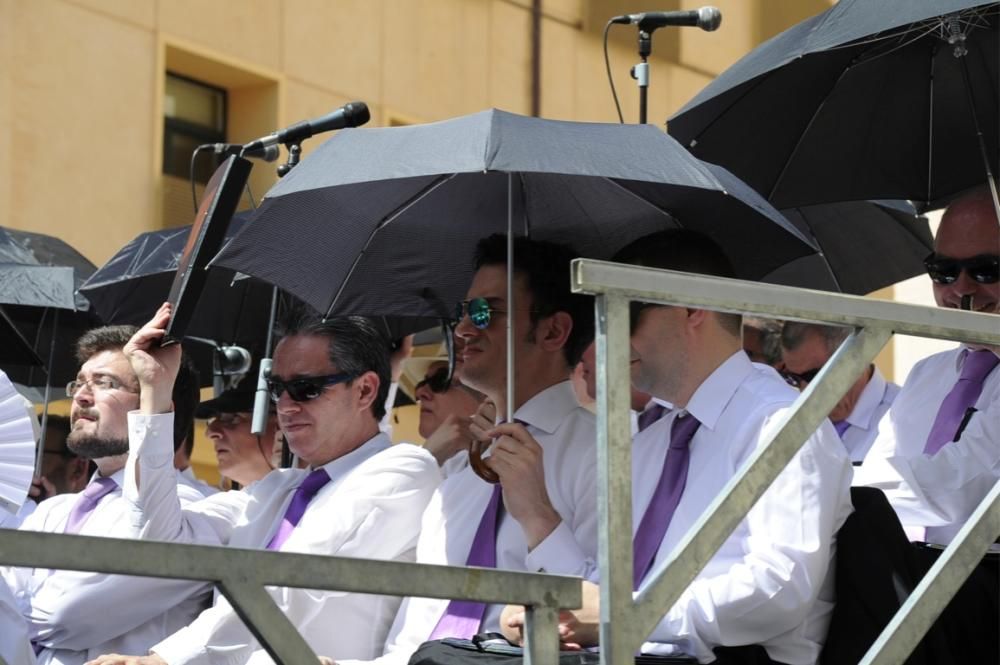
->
xmin=468 ymin=438 xmax=500 ymax=484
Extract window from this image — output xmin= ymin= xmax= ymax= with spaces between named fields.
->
xmin=163 ymin=73 xmax=227 ymax=183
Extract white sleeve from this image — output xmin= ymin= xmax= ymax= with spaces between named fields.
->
xmin=0 ymin=575 xmax=35 ymax=665
xmin=153 ymin=444 xmax=442 ymax=665
xmin=646 ymin=423 xmax=852 ymax=663
xmin=126 ymin=411 xmax=248 ymax=546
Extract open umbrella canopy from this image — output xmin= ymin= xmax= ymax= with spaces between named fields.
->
xmin=213 ymin=109 xmax=816 ymax=320
xmin=668 ymin=0 xmax=999 ymax=210
xmin=0 ymin=226 xmax=96 ymax=310
xmin=765 ymin=200 xmax=934 ymax=295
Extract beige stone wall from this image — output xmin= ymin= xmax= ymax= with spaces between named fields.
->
xmin=2 ymin=0 xmax=840 ymax=479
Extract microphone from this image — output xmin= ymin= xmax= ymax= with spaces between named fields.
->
xmin=211 ymin=143 xmax=280 ymax=162
xmin=242 ymin=101 xmax=371 ymax=154
xmin=611 ymin=7 xmax=722 ymax=32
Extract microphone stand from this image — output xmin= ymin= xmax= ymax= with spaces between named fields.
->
xmin=630 ymin=29 xmax=652 ymax=124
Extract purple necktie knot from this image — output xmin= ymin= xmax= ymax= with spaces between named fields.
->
xmin=632 ymin=411 xmax=701 ymax=590
xmin=833 ymin=420 xmax=851 ymax=438
xmin=923 ymin=350 xmax=999 ymax=454
xmin=266 ymin=468 xmax=331 ymax=551
xmin=64 ymin=476 xmax=117 ymax=534
xmin=637 ymin=404 xmax=668 ymax=432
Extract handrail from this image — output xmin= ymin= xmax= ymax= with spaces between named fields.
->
xmin=571 ymin=257 xmax=1000 ymax=665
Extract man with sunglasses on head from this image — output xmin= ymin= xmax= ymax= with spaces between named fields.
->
xmin=781 ymin=322 xmax=899 ymax=465
xmin=342 ymin=235 xmax=598 ymax=665
xmin=1 ymin=324 xmax=209 ymax=665
xmin=87 ymin=305 xmax=440 ymax=665
xmin=853 ymin=186 xmax=999 ymax=660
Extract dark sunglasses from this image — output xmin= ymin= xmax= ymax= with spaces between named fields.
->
xmin=266 ymin=372 xmax=356 ymax=402
xmin=781 ymin=367 xmax=822 ymax=387
xmin=923 ymin=253 xmax=999 ymax=285
xmin=455 ymin=297 xmax=506 ymax=330
xmin=415 ymin=368 xmax=452 ymax=394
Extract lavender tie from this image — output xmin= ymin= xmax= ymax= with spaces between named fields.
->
xmin=833 ymin=420 xmax=851 ymax=439
xmin=923 ymin=350 xmax=999 ymax=454
xmin=64 ymin=477 xmax=117 ymax=534
xmin=266 ymin=468 xmax=331 ymax=551
xmin=429 ymin=483 xmax=504 ymax=639
xmin=637 ymin=403 xmax=668 ymax=433
xmin=632 ymin=412 xmax=701 ymax=590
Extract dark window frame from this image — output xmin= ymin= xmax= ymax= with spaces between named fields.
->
xmin=162 ymin=72 xmax=228 ymax=183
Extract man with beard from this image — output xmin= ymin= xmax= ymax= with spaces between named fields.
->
xmin=2 ymin=324 xmax=209 ymax=665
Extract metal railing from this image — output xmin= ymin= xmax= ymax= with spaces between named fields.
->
xmin=571 ymin=257 xmax=1000 ymax=665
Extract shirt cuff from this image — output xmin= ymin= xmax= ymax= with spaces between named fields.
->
xmin=153 ymin=626 xmax=208 ymax=665
xmin=524 ymin=520 xmax=587 ymax=575
xmin=128 ymin=410 xmax=174 ymax=467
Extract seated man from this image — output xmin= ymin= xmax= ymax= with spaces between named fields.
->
xmin=90 ymin=305 xmax=441 ymax=665
xmin=341 ymin=235 xmax=599 ymax=665
xmin=504 ymin=230 xmax=853 ymax=665
xmin=196 ymin=371 xmax=278 ymax=488
xmin=2 ymin=324 xmax=209 ymax=665
xmin=781 ymin=322 xmax=898 ymax=464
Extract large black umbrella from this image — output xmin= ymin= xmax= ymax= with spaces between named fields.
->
xmin=765 ymin=200 xmax=934 ymax=295
xmin=668 ymin=0 xmax=999 ymax=212
xmin=213 ymin=109 xmax=816 ymax=320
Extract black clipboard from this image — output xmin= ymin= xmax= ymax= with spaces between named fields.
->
xmin=163 ymin=155 xmax=253 ymax=344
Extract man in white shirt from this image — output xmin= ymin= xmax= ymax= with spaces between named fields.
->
xmin=504 ymin=230 xmax=853 ymax=665
xmin=344 ymin=235 xmax=599 ymax=665
xmin=856 ymin=185 xmax=999 ymax=545
xmin=196 ymin=377 xmax=277 ymax=489
xmin=781 ymin=322 xmax=899 ymax=464
xmin=88 ymin=307 xmax=441 ymax=665
xmin=2 ymin=324 xmax=209 ymax=665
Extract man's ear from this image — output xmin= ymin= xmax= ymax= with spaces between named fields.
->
xmin=538 ymin=311 xmax=573 ymax=353
xmin=685 ymin=308 xmax=709 ymax=332
xmin=355 ymin=371 xmax=381 ymax=413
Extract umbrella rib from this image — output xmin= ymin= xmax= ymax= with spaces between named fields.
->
xmin=599 ymin=177 xmax=681 ymax=223
xmin=926 ymin=42 xmax=937 ymax=207
xmin=323 ymin=174 xmax=455 ymax=319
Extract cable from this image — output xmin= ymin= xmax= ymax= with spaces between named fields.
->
xmin=604 ymin=20 xmax=625 ymax=124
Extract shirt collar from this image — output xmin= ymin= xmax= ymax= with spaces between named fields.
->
xmin=842 ymin=365 xmax=886 ymax=430
xmin=314 ymin=431 xmax=391 ymax=484
xmin=513 ymin=380 xmax=581 ymax=434
xmin=90 ymin=467 xmax=127 ymax=490
xmin=682 ymin=351 xmax=753 ymax=431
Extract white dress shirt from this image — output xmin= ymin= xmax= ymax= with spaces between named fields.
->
xmin=124 ymin=412 xmax=442 ymax=665
xmin=347 ymin=380 xmax=598 ymax=665
xmin=839 ymin=367 xmax=899 ymax=464
xmin=177 ymin=467 xmax=219 ymax=497
xmin=1 ymin=575 xmax=36 ymax=665
xmin=1 ymin=468 xmax=210 ymax=665
xmin=856 ymin=346 xmax=1000 ymax=545
xmin=630 ymin=352 xmax=853 ymax=665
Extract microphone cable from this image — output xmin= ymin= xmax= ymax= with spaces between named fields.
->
xmin=603 ymin=19 xmax=625 ymax=124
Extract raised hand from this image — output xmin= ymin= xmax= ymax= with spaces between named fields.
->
xmin=122 ymin=302 xmax=181 ymax=415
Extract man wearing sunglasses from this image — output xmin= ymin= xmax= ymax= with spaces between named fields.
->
xmin=856 ymin=185 xmax=1000 ymax=545
xmin=351 ymin=235 xmax=598 ymax=665
xmin=502 ymin=230 xmax=853 ymax=665
xmin=87 ymin=305 xmax=440 ymax=665
xmin=2 ymin=324 xmax=208 ymax=665
xmin=780 ymin=322 xmax=899 ymax=464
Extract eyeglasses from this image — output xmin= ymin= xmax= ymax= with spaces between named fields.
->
xmin=266 ymin=373 xmax=356 ymax=402
xmin=66 ymin=375 xmax=136 ymax=398
xmin=455 ymin=297 xmax=506 ymax=330
xmin=209 ymin=413 xmax=249 ymax=429
xmin=780 ymin=367 xmax=822 ymax=387
xmin=924 ymin=253 xmax=999 ymax=285
xmin=416 ymin=368 xmax=452 ymax=394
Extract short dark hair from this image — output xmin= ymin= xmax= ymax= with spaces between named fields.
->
xmin=75 ymin=324 xmax=200 ymax=452
xmin=473 ymin=234 xmax=594 ymax=367
xmin=611 ymin=229 xmax=742 ymax=336
xmin=276 ymin=312 xmax=391 ymax=421
xmin=781 ymin=322 xmax=850 ymax=355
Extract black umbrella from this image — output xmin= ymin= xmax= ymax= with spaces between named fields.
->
xmin=765 ymin=200 xmax=934 ymax=295
xmin=213 ymin=109 xmax=816 ymax=321
xmin=668 ymin=0 xmax=999 ymax=212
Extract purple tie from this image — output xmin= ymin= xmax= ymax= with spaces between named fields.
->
xmin=632 ymin=412 xmax=701 ymax=590
xmin=833 ymin=420 xmax=851 ymax=439
xmin=429 ymin=483 xmax=504 ymax=639
xmin=923 ymin=350 xmax=999 ymax=454
xmin=64 ymin=477 xmax=117 ymax=534
xmin=266 ymin=468 xmax=331 ymax=551
xmin=637 ymin=403 xmax=668 ymax=433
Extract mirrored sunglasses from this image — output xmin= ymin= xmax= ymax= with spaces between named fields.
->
xmin=923 ymin=253 xmax=999 ymax=285
xmin=455 ymin=297 xmax=505 ymax=330
xmin=266 ymin=372 xmax=356 ymax=402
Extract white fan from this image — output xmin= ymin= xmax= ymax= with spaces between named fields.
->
xmin=0 ymin=370 xmax=38 ymax=517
